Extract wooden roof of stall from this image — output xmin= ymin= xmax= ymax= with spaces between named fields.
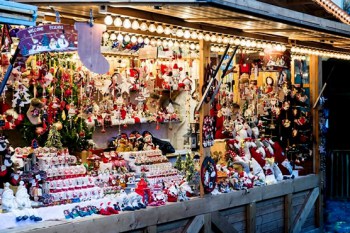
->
xmin=13 ymin=0 xmax=350 ymax=53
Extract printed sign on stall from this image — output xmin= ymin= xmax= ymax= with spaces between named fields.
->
xmin=17 ymin=24 xmax=78 ymax=56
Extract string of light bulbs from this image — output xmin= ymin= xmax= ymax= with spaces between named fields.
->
xmin=313 ymin=0 xmax=350 ymax=24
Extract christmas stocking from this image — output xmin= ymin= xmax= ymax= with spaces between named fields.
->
xmin=74 ymin=22 xmax=110 ymax=74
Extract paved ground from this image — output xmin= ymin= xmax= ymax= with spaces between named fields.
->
xmin=324 ymin=200 xmax=350 ymax=232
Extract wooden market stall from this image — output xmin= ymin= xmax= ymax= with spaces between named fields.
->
xmin=3 ymin=0 xmax=350 ymax=232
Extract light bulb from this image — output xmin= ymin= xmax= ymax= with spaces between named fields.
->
xmin=191 ymin=31 xmax=198 ymax=40
xmin=164 ymin=26 xmax=171 ymax=35
xmin=204 ymin=33 xmax=211 ymax=41
xmin=223 ymin=37 xmax=229 ymax=44
xmin=140 ymin=22 xmax=148 ymax=31
xmin=240 ymin=40 xmax=246 ymax=46
xmin=110 ymin=33 xmax=117 ymax=41
xmin=217 ymin=36 xmax=223 ymax=43
xmin=103 ymin=32 xmax=109 ymax=40
xmin=229 ymin=38 xmax=235 ymax=44
xmin=104 ymin=15 xmax=113 ymax=26
xmin=198 ymin=32 xmax=204 ymax=40
xmin=114 ymin=17 xmax=123 ymax=27
xmin=123 ymin=19 xmax=131 ymax=29
xmin=137 ymin=37 xmax=144 ymax=44
xmin=144 ymin=37 xmax=150 ymax=45
xmin=117 ymin=33 xmax=123 ymax=42
xmin=157 ymin=39 xmax=162 ymax=47
xmin=131 ymin=20 xmax=139 ymax=30
xmin=168 ymin=40 xmax=174 ymax=48
xmin=275 ymin=44 xmax=282 ymax=51
xmin=196 ymin=44 xmax=200 ymax=50
xmin=281 ymin=45 xmax=286 ymax=52
xmin=246 ymin=40 xmax=251 ymax=47
xmin=210 ymin=34 xmax=217 ymax=42
xmin=185 ymin=43 xmax=190 ymax=49
xmin=174 ymin=41 xmax=179 ymax=47
xmin=234 ymin=38 xmax=240 ymax=45
xmin=184 ymin=30 xmax=191 ymax=39
xmin=148 ymin=23 xmax=156 ymax=32
xmin=156 ymin=25 xmax=164 ymax=34
xmin=180 ymin=42 xmax=185 ymax=48
xmin=220 ymin=47 xmax=225 ymax=52
xmin=150 ymin=38 xmax=156 ymax=46
xmin=190 ymin=43 xmax=196 ymax=50
xmin=131 ymin=35 xmax=137 ymax=43
xmin=176 ymin=29 xmax=184 ymax=37
xmin=251 ymin=40 xmax=257 ymax=47
xmin=124 ymin=35 xmax=130 ymax=42
xmin=162 ymin=40 xmax=168 ymax=47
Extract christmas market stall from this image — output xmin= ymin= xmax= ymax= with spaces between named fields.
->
xmin=1 ymin=0 xmax=350 ymax=232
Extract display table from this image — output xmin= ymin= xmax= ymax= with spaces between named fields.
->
xmin=3 ymin=174 xmax=320 ymax=233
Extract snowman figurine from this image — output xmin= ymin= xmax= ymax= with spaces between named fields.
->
xmin=15 ymin=181 xmax=32 ymax=209
xmin=2 ymin=182 xmax=18 ymax=212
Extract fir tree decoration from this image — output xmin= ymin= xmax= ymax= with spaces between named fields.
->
xmin=45 ymin=125 xmax=63 ymax=149
xmin=12 ymin=83 xmax=31 ymax=108
xmin=174 ymin=154 xmax=183 ymax=171
xmin=184 ymin=153 xmax=195 ymax=182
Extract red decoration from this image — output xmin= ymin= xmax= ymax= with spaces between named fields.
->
xmin=135 ymin=178 xmax=151 ymax=204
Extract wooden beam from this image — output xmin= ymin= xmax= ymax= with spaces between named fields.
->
xmin=182 ymin=215 xmax=204 ymax=233
xmin=185 ymin=17 xmax=258 ymax=23
xmin=246 ymin=202 xmax=256 ymax=233
xmin=211 ymin=211 xmax=239 ymax=233
xmin=203 ymin=213 xmax=212 ymax=233
xmin=144 ymin=225 xmax=157 ymax=233
xmin=244 ymin=29 xmax=305 ymax=33
xmin=292 ymin=187 xmax=320 ymax=233
xmin=284 ymin=194 xmax=293 ymax=233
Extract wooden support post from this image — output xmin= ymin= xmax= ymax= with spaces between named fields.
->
xmin=292 ymin=187 xmax=320 ymax=233
xmin=284 ymin=194 xmax=292 ymax=233
xmin=198 ymin=39 xmax=211 ymax=197
xmin=246 ymin=202 xmax=256 ymax=233
xmin=203 ymin=213 xmax=212 ymax=233
xmin=310 ymin=54 xmax=323 ymax=229
xmin=182 ymin=215 xmax=204 ymax=233
xmin=144 ymin=225 xmax=157 ymax=233
xmin=211 ymin=211 xmax=239 ymax=233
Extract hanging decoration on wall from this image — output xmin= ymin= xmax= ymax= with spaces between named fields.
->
xmin=17 ymin=24 xmax=78 ymax=56
xmin=74 ymin=22 xmax=110 ymax=74
xmin=200 ymin=156 xmax=217 ymax=194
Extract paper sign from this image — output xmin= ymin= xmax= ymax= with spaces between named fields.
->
xmin=17 ymin=24 xmax=78 ymax=56
xmin=139 ymin=46 xmax=157 ymax=59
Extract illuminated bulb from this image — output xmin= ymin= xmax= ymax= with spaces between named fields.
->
xmin=223 ymin=37 xmax=229 ymax=44
xmin=150 ymin=38 xmax=156 ymax=46
xmin=110 ymin=33 xmax=117 ymax=41
xmin=267 ymin=43 xmax=273 ymax=49
xmin=176 ymin=29 xmax=184 ymax=37
xmin=196 ymin=44 xmax=200 ymax=50
xmin=117 ymin=33 xmax=123 ymax=42
xmin=131 ymin=35 xmax=137 ymax=43
xmin=246 ymin=40 xmax=251 ymax=47
xmin=217 ymin=36 xmax=223 ymax=43
xmin=137 ymin=37 xmax=144 ymax=44
xmin=174 ymin=41 xmax=179 ymax=47
xmin=140 ymin=22 xmax=148 ymax=31
xmin=144 ymin=37 xmax=150 ymax=45
xmin=204 ymin=33 xmax=211 ymax=41
xmin=104 ymin=15 xmax=113 ymax=26
xmin=256 ymin=41 xmax=262 ymax=48
xmin=157 ymin=39 xmax=162 ymax=46
xmin=190 ymin=43 xmax=196 ymax=50
xmin=281 ymin=45 xmax=286 ymax=52
xmin=210 ymin=46 xmax=215 ymax=52
xmin=148 ymin=23 xmax=156 ymax=32
xmin=168 ymin=40 xmax=174 ymax=47
xmin=164 ymin=26 xmax=171 ymax=35
xmin=156 ymin=25 xmax=164 ymax=34
xmin=180 ymin=42 xmax=185 ymax=48
xmin=184 ymin=30 xmax=191 ymax=39
xmin=162 ymin=40 xmax=168 ymax=47
xmin=123 ymin=18 xmax=131 ymax=29
xmin=185 ymin=43 xmax=190 ymax=49
xmin=220 ymin=47 xmax=225 ymax=52
xmin=259 ymin=52 xmax=265 ymax=56
xmin=197 ymin=32 xmax=204 ymax=40
xmin=191 ymin=31 xmax=198 ymax=40
xmin=114 ymin=17 xmax=123 ymax=27
xmin=124 ymin=35 xmax=130 ymax=42
xmin=229 ymin=38 xmax=235 ymax=44
xmin=262 ymin=42 xmax=267 ymax=48
xmin=240 ymin=40 xmax=246 ymax=46
xmin=234 ymin=38 xmax=240 ymax=45
xmin=251 ymin=40 xmax=257 ymax=47
xmin=210 ymin=34 xmax=217 ymax=42
xmin=131 ymin=20 xmax=139 ymax=30
xmin=103 ymin=32 xmax=109 ymax=40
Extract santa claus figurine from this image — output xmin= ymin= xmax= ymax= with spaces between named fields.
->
xmin=143 ymin=132 xmax=155 ymax=151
